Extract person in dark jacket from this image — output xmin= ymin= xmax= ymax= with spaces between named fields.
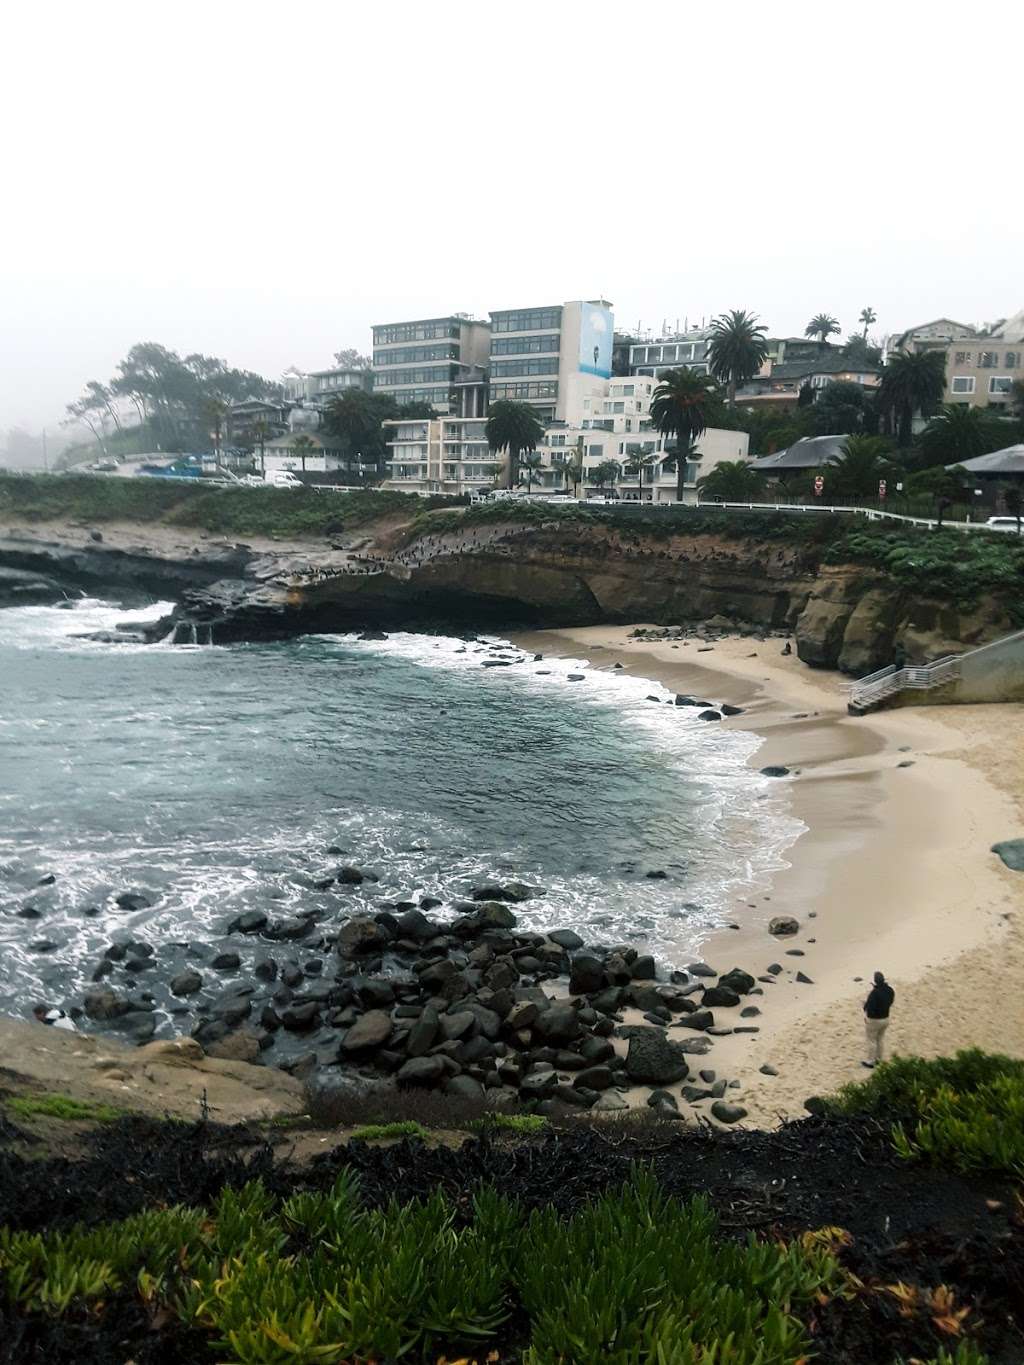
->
xmin=862 ymin=971 xmax=895 ymax=1067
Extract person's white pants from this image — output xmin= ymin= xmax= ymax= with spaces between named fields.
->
xmin=864 ymin=1017 xmax=889 ymax=1064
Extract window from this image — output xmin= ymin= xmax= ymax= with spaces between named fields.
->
xmin=490 ymin=334 xmax=561 ymax=356
xmin=621 ymin=384 xmax=634 ymax=395
xmin=489 ymin=381 xmax=558 ymax=401
xmin=950 ymin=376 xmax=976 ymax=394
xmin=611 ymin=402 xmax=624 ymax=413
xmin=625 ymin=419 xmax=633 ymax=431
xmin=587 ymin=444 xmax=602 ymax=457
xmin=989 ymin=376 xmax=1012 ymax=395
xmin=631 ymin=348 xmax=647 ymax=364
xmin=491 ymin=307 xmax=562 ymax=333
xmin=954 ymin=351 xmax=972 ymax=364
xmin=549 ymin=434 xmax=567 ymax=447
xmin=489 ymin=357 xmax=559 ymax=378
xmin=373 ymin=321 xmax=460 ymax=345
xmin=979 ymin=351 xmax=998 ymax=368
xmin=375 ymin=365 xmax=454 ymax=386
xmin=374 ymin=345 xmax=458 ymax=366
xmin=1005 ymin=352 xmax=1020 ymax=368
xmin=684 ymin=462 xmax=701 ymax=483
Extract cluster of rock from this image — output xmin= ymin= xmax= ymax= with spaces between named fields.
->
xmin=629 ymin=620 xmax=791 ymax=645
xmin=72 ymin=884 xmax=771 ymax=1122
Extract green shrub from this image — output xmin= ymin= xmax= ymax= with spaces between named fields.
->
xmin=349 ymin=1120 xmax=428 ymax=1141
xmin=826 ymin=1050 xmax=1024 ymax=1178
xmin=7 ymin=1094 xmax=125 ymax=1123
xmin=467 ymin=1112 xmax=547 ymax=1135
xmin=898 ymin=1344 xmax=990 ymax=1365
xmin=0 ymin=1169 xmax=842 ymax=1363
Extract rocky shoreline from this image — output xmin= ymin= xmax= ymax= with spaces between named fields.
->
xmin=26 ymin=864 xmax=817 ymax=1128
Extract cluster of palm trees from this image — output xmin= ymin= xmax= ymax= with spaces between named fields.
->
xmin=803 ymin=308 xmax=877 ymax=347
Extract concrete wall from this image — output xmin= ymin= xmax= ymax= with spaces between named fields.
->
xmin=893 ymin=629 xmax=1024 ymax=706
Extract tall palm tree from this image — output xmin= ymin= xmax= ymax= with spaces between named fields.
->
xmin=649 ymin=369 xmax=717 ymax=501
xmin=805 ymin=314 xmax=841 ymax=349
xmin=253 ymin=419 xmax=269 ymax=471
xmin=826 ymin=435 xmax=892 ymax=500
xmin=859 ymin=307 xmax=877 ymax=338
xmin=562 ymin=453 xmax=584 ymax=497
xmin=624 ymin=450 xmax=658 ymax=501
xmin=919 ymin=403 xmax=1008 ymax=465
xmin=520 ymin=450 xmax=543 ymax=494
xmin=290 ymin=433 xmax=316 ymax=472
xmin=706 ymin=310 xmax=769 ymax=406
xmin=485 ymin=400 xmax=544 ymax=490
xmin=878 ymin=350 xmax=947 ymax=447
xmin=696 ymin=460 xmax=766 ymax=502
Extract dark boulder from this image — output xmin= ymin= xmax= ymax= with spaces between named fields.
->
xmin=548 ymin=928 xmax=584 ymax=950
xmin=760 ymin=766 xmax=790 ymax=778
xmin=405 ymin=1008 xmax=439 ymax=1057
xmin=717 ymin=968 xmax=755 ymax=996
xmin=114 ymin=891 xmax=152 ymax=912
xmin=226 ymin=910 xmax=268 ymax=935
xmin=675 ymin=1009 xmax=714 ymax=1031
xmin=397 ymin=1056 xmax=444 ymax=1087
xmin=702 ymin=985 xmax=740 ymax=1008
xmin=211 ymin=951 xmax=241 ymax=971
xmin=340 ymin=1010 xmax=393 ymax=1053
xmin=569 ymin=954 xmax=605 ymax=995
xmin=698 ymin=711 xmax=722 ymax=721
xmin=533 ymin=1004 xmax=581 ymax=1044
xmin=281 ymin=1002 xmax=320 ymax=1031
xmin=624 ymin=1027 xmax=689 ymax=1084
xmin=711 ymin=1101 xmax=747 ymax=1124
xmin=471 ymin=881 xmax=537 ymax=903
xmin=768 ymin=916 xmax=800 ymax=936
xmin=169 ymin=970 xmax=203 ymax=997
xmin=337 ymin=917 xmax=392 ymax=955
xmin=83 ymin=987 xmax=131 ymax=1021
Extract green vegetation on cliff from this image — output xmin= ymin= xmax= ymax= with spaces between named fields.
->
xmin=0 ymin=474 xmax=462 ymax=539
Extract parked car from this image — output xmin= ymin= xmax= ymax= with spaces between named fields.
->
xmin=985 ymin=515 xmax=1023 ymax=534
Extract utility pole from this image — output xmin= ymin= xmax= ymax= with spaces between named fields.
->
xmin=41 ymin=427 xmax=48 ymax=472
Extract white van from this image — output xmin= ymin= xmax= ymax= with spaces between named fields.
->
xmin=264 ymin=470 xmax=303 ymax=489
xmin=985 ymin=515 xmax=1022 ymax=534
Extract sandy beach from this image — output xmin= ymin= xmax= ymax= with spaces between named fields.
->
xmin=512 ymin=624 xmax=1024 ymax=1127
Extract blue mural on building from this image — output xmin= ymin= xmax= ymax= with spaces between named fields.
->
xmin=578 ymin=304 xmax=613 ymax=378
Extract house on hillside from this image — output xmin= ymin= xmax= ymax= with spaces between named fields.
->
xmin=735 ymin=355 xmax=880 ymax=411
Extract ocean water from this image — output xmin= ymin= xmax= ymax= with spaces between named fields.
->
xmin=0 ymin=599 xmax=804 ymax=1022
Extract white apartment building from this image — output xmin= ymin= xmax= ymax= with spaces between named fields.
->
xmin=383 ymin=416 xmax=496 ymax=495
xmin=488 ymin=299 xmax=614 ymax=424
xmin=629 ymin=328 xmax=713 ymax=379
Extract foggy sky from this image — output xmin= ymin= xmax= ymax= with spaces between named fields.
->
xmin=3 ymin=0 xmax=1021 ymax=438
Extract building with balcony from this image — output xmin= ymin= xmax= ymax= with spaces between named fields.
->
xmin=888 ymin=309 xmax=1024 ymax=411
xmin=383 ymin=415 xmax=496 ymax=495
xmin=488 ymin=299 xmax=614 ymax=424
xmin=734 ymin=353 xmax=881 ymax=410
xmin=372 ymin=314 xmax=490 ymax=414
xmin=305 ymin=366 xmax=374 ymax=405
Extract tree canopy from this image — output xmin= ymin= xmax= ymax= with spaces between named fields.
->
xmin=696 ymin=460 xmax=766 ymax=502
xmin=649 ymin=369 xmax=718 ymax=501
xmin=485 ymin=400 xmax=544 ymax=489
xmin=822 ymin=436 xmax=893 ymax=499
xmin=706 ymin=311 xmax=769 ymax=405
xmin=805 ymin=314 xmax=841 ymax=346
xmin=918 ymin=404 xmax=1012 ymax=466
xmin=878 ymin=350 xmax=948 ymax=447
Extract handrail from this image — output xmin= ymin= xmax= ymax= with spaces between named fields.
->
xmin=699 ymin=501 xmax=980 ymax=532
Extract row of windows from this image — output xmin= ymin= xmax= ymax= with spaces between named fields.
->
xmin=489 ymin=381 xmax=558 ymax=401
xmin=373 ymin=321 xmax=461 ymax=345
xmin=385 ymin=386 xmax=452 ymax=406
xmin=489 ymin=357 xmax=560 ymax=378
xmin=631 ymin=342 xmax=706 ymax=364
xmin=375 ymin=366 xmax=455 ymax=387
xmin=954 ymin=351 xmax=1021 ymax=368
xmin=950 ymin=375 xmax=1015 ymax=395
xmin=373 ymin=345 xmax=458 ymax=366
xmin=490 ymin=334 xmax=561 ymax=356
xmin=491 ymin=307 xmax=562 ymax=334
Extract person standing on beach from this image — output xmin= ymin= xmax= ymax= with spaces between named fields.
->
xmin=862 ymin=971 xmax=895 ymax=1068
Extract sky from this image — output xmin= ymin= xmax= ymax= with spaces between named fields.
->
xmin=2 ymin=0 xmax=1021 ymax=444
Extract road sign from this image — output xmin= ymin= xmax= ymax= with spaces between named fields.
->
xmin=813 ymin=476 xmax=824 ymax=495
xmin=879 ymin=479 xmax=887 ymax=499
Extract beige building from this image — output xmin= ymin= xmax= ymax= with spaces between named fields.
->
xmin=889 ymin=310 xmax=1024 ymax=411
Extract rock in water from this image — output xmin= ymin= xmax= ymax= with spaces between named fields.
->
xmin=340 ymin=1010 xmax=393 ymax=1053
xmin=717 ymin=968 xmax=755 ymax=995
xmin=624 ymin=1027 xmax=689 ymax=1084
xmin=760 ymin=766 xmax=790 ymax=778
xmin=170 ymin=970 xmax=203 ymax=997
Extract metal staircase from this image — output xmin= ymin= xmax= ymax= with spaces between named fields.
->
xmin=848 ymin=656 xmax=961 ymax=713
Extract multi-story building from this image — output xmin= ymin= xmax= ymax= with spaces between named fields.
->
xmin=629 ymin=328 xmax=712 ymax=379
xmin=734 ymin=353 xmax=881 ymax=410
xmin=488 ymin=299 xmax=614 ymax=424
xmin=383 ymin=415 xmax=495 ymax=495
xmin=305 ymin=365 xmax=373 ymax=406
xmin=372 ymin=314 xmax=490 ymax=413
xmin=889 ymin=310 xmax=1024 ymax=411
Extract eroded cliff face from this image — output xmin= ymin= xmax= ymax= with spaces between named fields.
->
xmin=0 ymin=519 xmax=1014 ymax=675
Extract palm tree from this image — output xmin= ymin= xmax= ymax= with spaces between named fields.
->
xmin=919 ymin=404 xmax=1008 ymax=466
xmin=520 ymin=450 xmax=543 ymax=494
xmin=805 ymin=314 xmax=841 ymax=349
xmin=878 ymin=350 xmax=947 ymax=447
xmin=859 ymin=307 xmax=877 ymax=339
xmin=290 ymin=434 xmax=316 ymax=472
xmin=201 ymin=398 xmax=227 ymax=463
xmin=253 ymin=419 xmax=269 ymax=471
xmin=485 ymin=400 xmax=544 ymax=490
xmin=562 ymin=453 xmax=584 ymax=497
xmin=696 ymin=460 xmax=766 ymax=503
xmin=591 ymin=459 xmax=621 ymax=493
xmin=649 ymin=369 xmax=717 ymax=501
xmin=623 ymin=450 xmax=658 ymax=501
xmin=826 ymin=436 xmax=892 ymax=500
xmin=706 ymin=310 xmax=769 ymax=406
